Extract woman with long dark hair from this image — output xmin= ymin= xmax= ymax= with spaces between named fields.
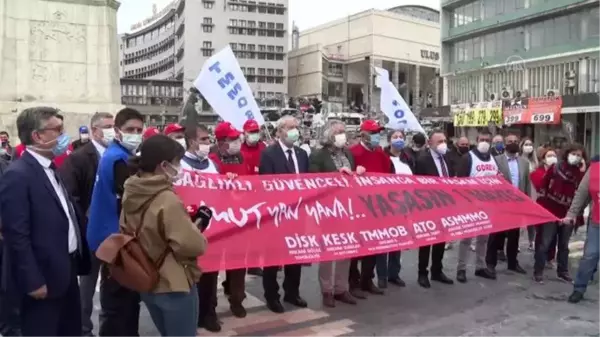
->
xmin=532 ymin=143 xmax=587 ymax=284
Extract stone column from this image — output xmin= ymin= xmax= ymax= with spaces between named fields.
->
xmin=434 ymin=69 xmax=440 ymax=107
xmin=413 ymin=65 xmax=421 ymax=115
xmin=392 ymin=62 xmax=399 ymax=89
xmin=342 ymin=64 xmax=348 ymax=110
xmin=371 ymin=58 xmax=383 ymax=115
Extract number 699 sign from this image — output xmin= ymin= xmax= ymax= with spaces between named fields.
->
xmin=531 ymin=113 xmax=554 ymax=123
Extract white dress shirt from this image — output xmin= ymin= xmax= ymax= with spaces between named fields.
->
xmin=27 ymin=149 xmax=78 ymax=253
xmin=391 ymin=157 xmax=413 ymax=175
xmin=279 ymin=140 xmax=299 ymax=174
xmin=91 ymin=139 xmax=106 ymax=160
xmin=429 ymin=149 xmax=447 ymax=177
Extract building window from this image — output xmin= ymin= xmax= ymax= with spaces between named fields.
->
xmin=276 ymin=46 xmax=283 ymax=53
xmin=276 ymin=69 xmax=283 ymax=76
xmin=230 ymin=43 xmax=237 ymax=50
xmin=203 ymin=25 xmax=213 ymax=33
xmin=203 ymin=1 xmax=213 ymax=9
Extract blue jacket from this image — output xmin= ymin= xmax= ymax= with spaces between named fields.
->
xmin=86 ymin=142 xmax=130 ymax=251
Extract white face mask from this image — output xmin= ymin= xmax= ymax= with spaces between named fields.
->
xmin=568 ymin=154 xmax=582 ymax=166
xmin=522 ymin=145 xmax=534 ymax=154
xmin=227 ymin=140 xmax=242 ymax=155
xmin=102 ymin=128 xmax=116 ymax=145
xmin=196 ymin=144 xmax=211 ymax=158
xmin=477 ymin=141 xmax=490 ymax=153
xmin=246 ymin=133 xmax=260 ymax=144
xmin=333 ymin=133 xmax=347 ymax=148
xmin=175 ymin=138 xmax=186 ymax=149
xmin=545 ymin=156 xmax=558 ymax=166
xmin=164 ymin=162 xmax=182 ymax=182
xmin=120 ymin=132 xmax=142 ymax=152
xmin=80 ymin=134 xmax=90 ymax=141
xmin=435 ymin=143 xmax=448 ymax=155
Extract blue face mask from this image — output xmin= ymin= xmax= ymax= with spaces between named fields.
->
xmin=52 ymin=133 xmax=71 ymax=156
xmin=370 ymin=134 xmax=381 ymax=147
xmin=493 ymin=142 xmax=505 ymax=151
xmin=391 ymin=139 xmax=405 ymax=150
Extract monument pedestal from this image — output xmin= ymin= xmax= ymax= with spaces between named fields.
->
xmin=0 ymin=0 xmax=123 ymax=138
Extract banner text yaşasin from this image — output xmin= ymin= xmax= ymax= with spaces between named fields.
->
xmin=174 ymin=172 xmax=557 ymax=271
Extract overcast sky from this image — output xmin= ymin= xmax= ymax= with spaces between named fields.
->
xmin=117 ymin=0 xmax=439 ymax=33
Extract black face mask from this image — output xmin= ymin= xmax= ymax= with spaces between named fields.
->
xmin=457 ymin=146 xmax=470 ymax=155
xmin=505 ymin=143 xmax=520 ymax=154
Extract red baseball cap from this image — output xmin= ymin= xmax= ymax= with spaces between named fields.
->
xmin=214 ymin=122 xmax=242 ymax=140
xmin=163 ymin=123 xmax=185 ymax=136
xmin=360 ymin=120 xmax=384 ymax=133
xmin=143 ymin=126 xmax=160 ymax=140
xmin=243 ymin=119 xmax=260 ymax=132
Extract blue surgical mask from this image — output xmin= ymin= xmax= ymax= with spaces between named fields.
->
xmin=52 ymin=133 xmax=71 ymax=156
xmin=370 ymin=134 xmax=381 ymax=147
xmin=493 ymin=142 xmax=504 ymax=151
xmin=391 ymin=139 xmax=405 ymax=150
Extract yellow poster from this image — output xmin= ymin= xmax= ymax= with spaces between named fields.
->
xmin=452 ymin=102 xmax=503 ymax=127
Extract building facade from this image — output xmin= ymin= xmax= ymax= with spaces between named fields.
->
xmin=118 ymin=0 xmax=289 ymax=120
xmin=288 ymin=6 xmax=442 ymax=116
xmin=441 ymin=0 xmax=600 ymax=154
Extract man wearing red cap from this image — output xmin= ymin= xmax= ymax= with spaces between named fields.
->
xmin=349 ymin=120 xmax=393 ymax=296
xmin=241 ymin=119 xmax=266 ymax=174
xmin=142 ymin=126 xmax=160 ymax=141
xmin=208 ymin=121 xmax=250 ymax=318
xmin=163 ymin=123 xmax=186 ymax=149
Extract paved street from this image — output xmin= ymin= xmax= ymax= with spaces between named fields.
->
xmin=90 ymin=228 xmax=599 ymax=336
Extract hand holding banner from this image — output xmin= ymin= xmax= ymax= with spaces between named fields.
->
xmin=193 ymin=46 xmax=266 ymax=130
xmin=374 ymin=67 xmax=425 ymax=134
xmin=174 ymin=172 xmax=558 ymax=271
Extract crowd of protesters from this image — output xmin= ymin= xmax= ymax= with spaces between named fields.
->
xmin=0 ymin=106 xmax=596 ymax=336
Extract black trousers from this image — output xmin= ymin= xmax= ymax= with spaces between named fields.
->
xmin=221 ymin=269 xmax=246 ymax=305
xmin=418 ymin=243 xmax=446 ymax=276
xmin=98 ymin=264 xmax=140 ymax=336
xmin=486 ymin=229 xmax=520 ymax=269
xmin=263 ymin=264 xmax=301 ymax=302
xmin=349 ymin=255 xmax=376 ymax=289
xmin=197 ymin=272 xmax=218 ymax=325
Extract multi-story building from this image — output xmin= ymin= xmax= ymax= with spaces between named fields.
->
xmin=118 ymin=0 xmax=289 ymax=123
xmin=288 ymin=5 xmax=443 ymax=120
xmin=441 ymin=0 xmax=600 ymax=154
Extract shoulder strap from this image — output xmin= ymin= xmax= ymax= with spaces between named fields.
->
xmin=133 ymin=187 xmax=171 ymax=236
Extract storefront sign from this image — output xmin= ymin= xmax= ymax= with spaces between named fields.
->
xmin=420 ymin=50 xmax=440 ymax=61
xmin=452 ymin=101 xmax=503 ymax=127
xmin=502 ymin=96 xmax=563 ymax=125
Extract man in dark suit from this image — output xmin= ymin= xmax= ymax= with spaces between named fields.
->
xmin=0 ymin=106 xmax=90 ymax=336
xmin=414 ymin=130 xmax=455 ymax=288
xmin=259 ymin=115 xmax=309 ymax=314
xmin=59 ymin=112 xmax=114 ymax=336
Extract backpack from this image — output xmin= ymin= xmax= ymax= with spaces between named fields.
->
xmin=95 ymin=188 xmax=170 ymax=293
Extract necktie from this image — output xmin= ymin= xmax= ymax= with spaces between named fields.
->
xmin=286 ymin=149 xmax=295 ymax=173
xmin=49 ymin=162 xmax=82 ymax=254
xmin=438 ymin=154 xmax=449 ymax=177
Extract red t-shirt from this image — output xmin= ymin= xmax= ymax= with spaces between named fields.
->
xmin=349 ymin=144 xmax=392 ymax=173
xmin=241 ymin=141 xmax=266 ymax=175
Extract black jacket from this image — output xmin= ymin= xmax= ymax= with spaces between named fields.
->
xmin=58 ymin=142 xmax=100 ymax=216
xmin=414 ymin=149 xmax=455 ymax=177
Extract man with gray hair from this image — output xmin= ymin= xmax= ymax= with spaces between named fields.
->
xmin=308 ymin=120 xmax=366 ymax=308
xmin=59 ymin=112 xmax=114 ymax=336
xmin=259 ymin=115 xmax=309 ymax=313
xmin=0 ymin=106 xmax=90 ymax=335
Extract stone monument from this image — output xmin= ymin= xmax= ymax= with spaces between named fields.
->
xmin=0 ymin=0 xmax=123 ymax=139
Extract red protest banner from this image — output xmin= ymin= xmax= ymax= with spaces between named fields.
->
xmin=502 ymin=96 xmax=563 ymax=125
xmin=174 ymin=172 xmax=557 ymax=272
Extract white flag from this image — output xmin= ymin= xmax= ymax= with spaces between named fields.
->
xmin=374 ymin=67 xmax=425 ymax=134
xmin=194 ymin=46 xmax=265 ymax=131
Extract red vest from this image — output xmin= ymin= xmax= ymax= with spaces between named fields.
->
xmin=590 ymin=161 xmax=599 ymax=224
